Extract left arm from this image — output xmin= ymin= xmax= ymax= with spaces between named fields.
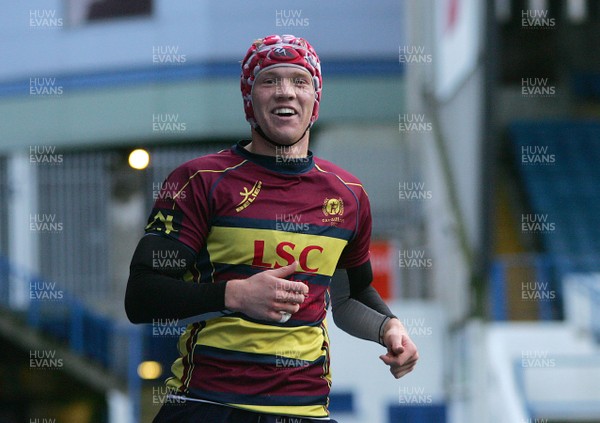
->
xmin=330 ymin=260 xmax=419 ymax=379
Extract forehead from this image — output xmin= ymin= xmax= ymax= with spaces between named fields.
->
xmin=256 ymin=66 xmax=312 ymax=80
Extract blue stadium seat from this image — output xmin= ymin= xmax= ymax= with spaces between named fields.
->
xmin=509 ymin=120 xmax=600 ymax=313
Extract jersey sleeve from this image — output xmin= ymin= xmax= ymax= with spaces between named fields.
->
xmin=337 ymin=185 xmax=372 ymax=269
xmin=144 ymin=164 xmax=210 ymax=253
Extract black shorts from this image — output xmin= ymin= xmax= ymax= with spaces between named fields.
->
xmin=153 ymin=401 xmax=338 ymax=423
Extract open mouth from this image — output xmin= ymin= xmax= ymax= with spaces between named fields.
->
xmin=272 ymin=107 xmax=297 ymax=117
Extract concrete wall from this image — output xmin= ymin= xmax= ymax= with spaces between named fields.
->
xmin=0 ymin=0 xmax=405 ymax=152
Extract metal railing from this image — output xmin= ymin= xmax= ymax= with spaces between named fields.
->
xmin=0 ymin=254 xmax=143 ymax=422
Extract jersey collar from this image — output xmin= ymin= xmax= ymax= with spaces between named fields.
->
xmin=233 ymin=140 xmax=315 ymax=174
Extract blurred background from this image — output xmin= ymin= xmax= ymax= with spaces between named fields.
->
xmin=0 ymin=0 xmax=599 ymax=422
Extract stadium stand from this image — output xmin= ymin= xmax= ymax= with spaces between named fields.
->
xmin=510 ymin=120 xmax=600 ymax=266
xmin=490 ymin=120 xmax=600 ymax=321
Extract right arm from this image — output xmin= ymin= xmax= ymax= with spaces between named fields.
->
xmin=125 ymin=234 xmax=226 ymax=323
xmin=125 ymin=234 xmax=308 ymax=324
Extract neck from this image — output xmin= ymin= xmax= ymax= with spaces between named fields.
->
xmin=247 ymin=127 xmax=310 ymax=157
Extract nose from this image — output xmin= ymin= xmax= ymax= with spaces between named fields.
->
xmin=275 ymin=78 xmax=297 ymax=100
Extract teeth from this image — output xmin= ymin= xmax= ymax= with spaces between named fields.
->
xmin=274 ymin=108 xmax=296 ymax=116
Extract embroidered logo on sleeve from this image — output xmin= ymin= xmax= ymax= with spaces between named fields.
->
xmin=145 ymin=209 xmax=183 ymax=236
xmin=236 ymin=180 xmax=262 ymax=212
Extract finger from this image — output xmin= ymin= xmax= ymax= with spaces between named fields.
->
xmin=389 ymin=337 xmax=406 ymax=354
xmin=379 ymin=354 xmax=395 ymax=365
xmin=379 ymin=352 xmax=417 ymax=368
xmin=392 ymin=365 xmax=416 ymax=379
xmin=274 ymin=288 xmax=306 ymax=305
xmin=401 ymin=341 xmax=418 ymax=357
xmin=273 ymin=302 xmax=300 ymax=314
xmin=391 ymin=363 xmax=417 ymax=376
xmin=382 ymin=344 xmax=405 ymax=358
xmin=399 ymin=357 xmax=419 ymax=368
xmin=387 ymin=362 xmax=416 ymax=375
xmin=267 ymin=310 xmax=286 ymax=321
xmin=267 ymin=304 xmax=300 ymax=322
xmin=388 ymin=358 xmax=418 ymax=373
xmin=380 ymin=355 xmax=404 ymax=367
xmin=266 ymin=261 xmax=298 ymax=278
xmin=389 ymin=344 xmax=405 ymax=355
xmin=280 ymin=279 xmax=309 ymax=296
xmin=391 ymin=353 xmax=419 ymax=367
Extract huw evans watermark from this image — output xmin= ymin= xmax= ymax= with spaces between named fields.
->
xmin=153 ymin=181 xmax=187 ymax=201
xmin=29 ymin=145 xmax=63 ymax=164
xmin=30 ymin=214 xmax=63 ymax=233
xmin=399 ymin=114 xmax=432 ymax=132
xmin=399 ymin=46 xmax=432 ymax=64
xmin=521 ymin=9 xmax=556 ymax=28
xmin=521 ymin=78 xmax=556 ymax=97
xmin=521 ymin=214 xmax=555 ymax=233
xmin=29 ymin=9 xmax=63 ymax=28
xmin=275 ymin=280 xmax=307 ymax=303
xmin=399 ymin=182 xmax=432 ymax=200
xmin=29 ymin=78 xmax=63 ymax=96
xmin=275 ymin=10 xmax=309 ymax=27
xmin=401 ymin=317 xmax=433 ymax=336
xmin=275 ymin=213 xmax=309 ymax=232
xmin=521 ymin=281 xmax=556 ymax=301
xmin=398 ymin=386 xmax=433 ymax=404
xmin=152 ymin=114 xmax=187 ymax=132
xmin=152 ymin=46 xmax=187 ymax=64
xmin=30 ymin=350 xmax=63 ymax=370
xmin=273 ymin=77 xmax=313 ymax=97
xmin=275 ymin=145 xmax=310 ymax=165
xmin=30 ymin=281 xmax=64 ymax=301
xmin=151 ymin=249 xmax=187 ymax=271
xmin=275 ymin=348 xmax=310 ymax=369
xmin=398 ymin=249 xmax=433 ymax=269
xmin=521 ymin=350 xmax=556 ymax=368
xmin=152 ymin=386 xmax=187 ymax=405
xmin=152 ymin=319 xmax=186 ymax=337
xmin=521 ymin=145 xmax=555 ymax=165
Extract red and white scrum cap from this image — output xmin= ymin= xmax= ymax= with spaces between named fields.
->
xmin=241 ymin=34 xmax=322 ymax=128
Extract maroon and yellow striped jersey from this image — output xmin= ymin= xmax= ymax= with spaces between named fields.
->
xmin=145 ymin=141 xmax=371 ymax=418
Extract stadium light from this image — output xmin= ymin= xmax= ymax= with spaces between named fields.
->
xmin=128 ymin=148 xmax=150 ymax=170
xmin=137 ymin=361 xmax=162 ymax=379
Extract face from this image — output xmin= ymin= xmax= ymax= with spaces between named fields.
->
xmin=251 ymin=66 xmax=316 ymax=145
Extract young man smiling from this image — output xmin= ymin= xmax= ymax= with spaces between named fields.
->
xmin=126 ymin=34 xmax=418 ymax=423
xmin=248 ymin=66 xmax=314 ymax=154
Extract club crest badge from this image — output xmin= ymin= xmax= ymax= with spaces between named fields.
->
xmin=322 ymin=197 xmax=344 ymax=225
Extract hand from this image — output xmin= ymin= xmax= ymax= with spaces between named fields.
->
xmin=379 ymin=318 xmax=419 ymax=378
xmin=224 ymin=262 xmax=309 ymax=322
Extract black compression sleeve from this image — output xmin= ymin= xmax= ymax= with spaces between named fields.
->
xmin=346 ymin=260 xmax=373 ymax=297
xmin=346 ymin=260 xmax=396 ymax=318
xmin=124 ymin=234 xmax=228 ymax=324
